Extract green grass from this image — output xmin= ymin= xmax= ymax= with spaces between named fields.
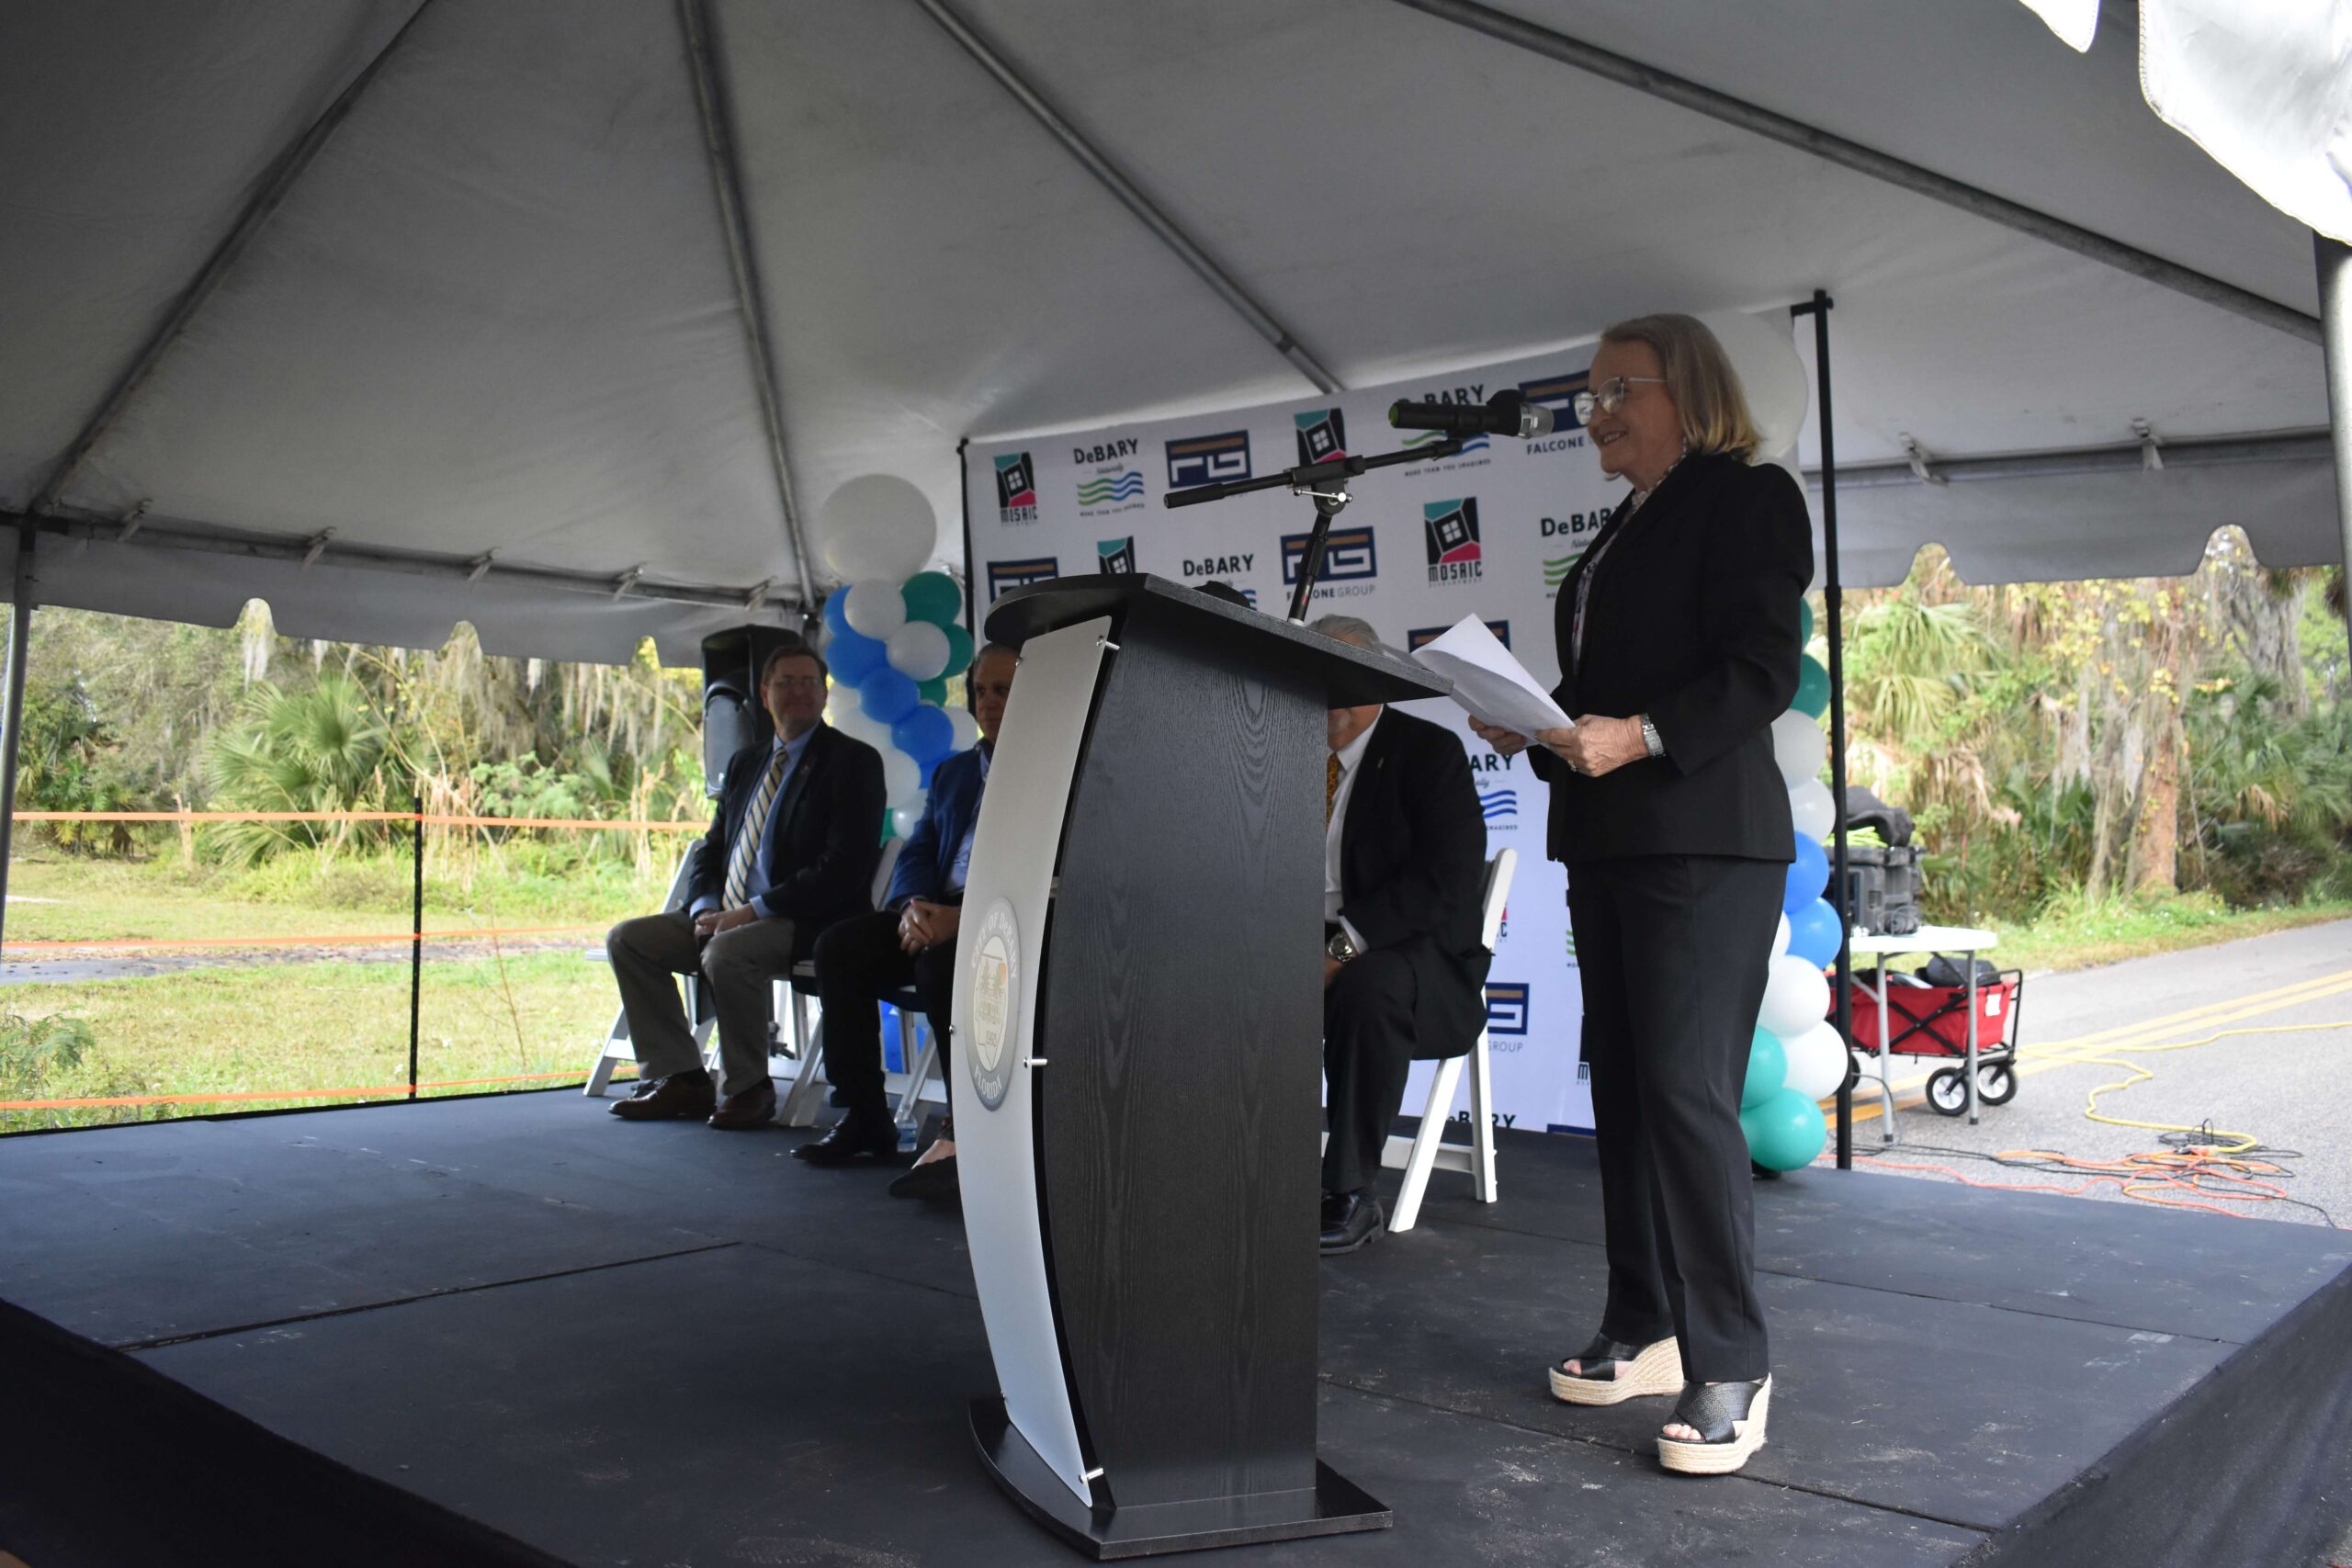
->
xmin=5 ymin=842 xmax=675 ymax=947
xmin=1929 ymin=890 xmax=2352 ymax=975
xmin=0 ymin=951 xmax=628 ymax=1132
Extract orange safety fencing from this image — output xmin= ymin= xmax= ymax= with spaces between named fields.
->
xmin=10 ymin=925 xmax=606 ymax=953
xmin=12 ymin=809 xmax=703 ymax=830
xmin=0 ymin=1067 xmax=632 ymax=1112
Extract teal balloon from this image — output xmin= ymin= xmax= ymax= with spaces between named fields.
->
xmin=901 ymin=571 xmax=963 ymax=627
xmin=1742 ymin=1088 xmax=1828 ymax=1172
xmin=940 ymin=622 xmax=976 ymax=675
xmin=918 ymin=675 xmax=948 ymax=706
xmin=1742 ymin=1028 xmax=1786 ymax=1111
xmin=1799 ymin=597 xmax=1815 ymax=645
xmin=1792 ymin=654 xmax=1830 ymax=720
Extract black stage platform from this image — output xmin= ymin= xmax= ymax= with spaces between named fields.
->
xmin=5 ymin=1091 xmax=2349 ymax=1567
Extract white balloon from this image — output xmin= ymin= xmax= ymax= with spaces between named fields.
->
xmin=1758 ymin=953 xmax=1831 ymax=1038
xmin=1771 ymin=912 xmax=1791 ymax=960
xmin=891 ymin=800 xmax=925 ymax=840
xmin=1695 ymin=310 xmax=1811 ymax=463
xmin=814 ymin=475 xmax=939 ymax=583
xmin=1778 ymin=1020 xmax=1850 ymax=1101
xmin=827 ymin=686 xmax=863 ymax=727
xmin=886 ymin=620 xmax=950 ymax=681
xmin=1771 ymin=711 xmax=1826 ymax=785
xmin=883 ymin=749 xmax=922 ymax=806
xmin=1789 ymin=776 xmax=1836 ymax=842
xmin=947 ymin=708 xmax=982 ymax=752
xmin=843 ymin=578 xmax=908 ymax=640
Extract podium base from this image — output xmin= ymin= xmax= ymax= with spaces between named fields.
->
xmin=968 ymin=1398 xmax=1391 ymax=1559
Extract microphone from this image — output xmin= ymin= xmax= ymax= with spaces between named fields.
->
xmin=1387 ymin=389 xmax=1560 ymax=438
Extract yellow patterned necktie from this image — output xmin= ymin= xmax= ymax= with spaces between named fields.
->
xmin=1326 ymin=751 xmax=1341 ymax=826
xmin=723 ymin=746 xmax=790 ymax=910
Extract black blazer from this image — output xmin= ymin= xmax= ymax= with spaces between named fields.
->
xmin=689 ymin=722 xmax=887 ymax=956
xmin=1337 ymin=707 xmax=1494 ymax=1059
xmin=1532 ymin=452 xmax=1814 ymax=865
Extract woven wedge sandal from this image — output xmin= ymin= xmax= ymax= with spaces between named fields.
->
xmin=1545 ymin=1334 xmax=1684 ymax=1406
xmin=1656 ymin=1377 xmax=1771 ymax=1475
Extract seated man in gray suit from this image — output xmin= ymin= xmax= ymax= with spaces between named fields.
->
xmin=606 ymin=644 xmax=886 ymax=1130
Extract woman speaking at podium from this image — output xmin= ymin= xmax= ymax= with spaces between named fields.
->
xmin=1470 ymin=313 xmax=1811 ymax=1475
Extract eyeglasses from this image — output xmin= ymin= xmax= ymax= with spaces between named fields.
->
xmin=1572 ymin=376 xmax=1666 ymax=423
xmin=769 ymin=675 xmax=825 ymax=692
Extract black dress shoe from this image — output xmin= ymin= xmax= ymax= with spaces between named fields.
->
xmin=707 ymin=1081 xmax=778 ymax=1130
xmin=793 ymin=1111 xmax=900 ymax=1166
xmin=609 ymin=1071 xmax=716 ymax=1121
xmin=1318 ymin=1192 xmax=1384 ymax=1255
xmin=888 ymin=1155 xmax=959 ymax=1200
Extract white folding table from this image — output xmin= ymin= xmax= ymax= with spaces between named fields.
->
xmin=1845 ymin=924 xmax=2000 ymax=1140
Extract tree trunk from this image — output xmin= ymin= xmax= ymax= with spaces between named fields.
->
xmin=2127 ymin=697 xmax=2180 ymax=893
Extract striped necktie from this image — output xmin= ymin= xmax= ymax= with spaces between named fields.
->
xmin=1327 ymin=751 xmax=1341 ymax=825
xmin=723 ymin=746 xmax=790 ymax=910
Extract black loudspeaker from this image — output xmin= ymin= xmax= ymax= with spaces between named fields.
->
xmin=700 ymin=626 xmax=807 ymax=798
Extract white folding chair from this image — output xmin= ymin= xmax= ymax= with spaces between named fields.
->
xmin=1379 ymin=847 xmax=1515 ymax=1233
xmin=583 ymin=845 xmax=714 ymax=1097
xmin=774 ymin=840 xmax=945 ymax=1131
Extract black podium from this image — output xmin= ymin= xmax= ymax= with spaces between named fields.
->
xmin=948 ymin=576 xmax=1446 ymax=1558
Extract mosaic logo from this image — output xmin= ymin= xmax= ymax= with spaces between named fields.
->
xmin=993 ymin=452 xmax=1037 ymax=525
xmin=1407 ymin=620 xmax=1510 ymax=652
xmin=1423 ymin=498 xmax=1483 ymax=584
xmin=986 ymin=555 xmax=1059 ymax=601
xmin=1075 ymin=468 xmax=1147 ymax=509
xmin=1295 ymin=408 xmax=1347 ymax=466
xmin=1166 ymin=429 xmax=1251 ymax=490
xmin=1280 ymin=525 xmax=1377 ymax=591
xmin=1485 ymin=981 xmax=1531 ymax=1037
xmin=1520 ymin=369 xmax=1591 ymax=456
xmin=1096 ymin=536 xmax=1136 ymax=574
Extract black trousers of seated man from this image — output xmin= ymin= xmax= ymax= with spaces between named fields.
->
xmin=811 ymin=908 xmax=956 ymax=1119
xmin=1322 ymin=945 xmax=1421 ymax=1198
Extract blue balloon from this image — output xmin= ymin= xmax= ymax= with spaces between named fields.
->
xmin=858 ymin=667 xmax=919 ymax=725
xmin=823 ymin=583 xmax=854 ymax=639
xmin=1783 ymin=834 xmax=1829 ymax=915
xmin=891 ymin=704 xmax=956 ymax=767
xmin=828 ymin=626 xmax=888 ymax=684
xmin=1742 ymin=1028 xmax=1786 ymax=1111
xmin=1788 ymin=897 xmax=1842 ymax=968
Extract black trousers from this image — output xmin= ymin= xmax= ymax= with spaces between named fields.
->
xmin=1322 ymin=947 xmax=1419 ymax=1197
xmin=811 ymin=908 xmax=957 ymax=1119
xmin=1567 ymin=854 xmax=1782 ymax=1383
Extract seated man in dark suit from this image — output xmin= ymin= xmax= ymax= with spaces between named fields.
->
xmin=1313 ymin=615 xmax=1492 ymax=1254
xmin=607 ymin=645 xmax=886 ymax=1130
xmin=804 ymin=642 xmax=1019 ymax=1189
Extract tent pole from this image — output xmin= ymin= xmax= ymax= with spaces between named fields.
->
xmin=1792 ymin=291 xmax=1853 ymax=1171
xmin=0 ymin=528 xmax=36 ymax=960
xmin=2315 ymin=235 xmax=2352 ymax=654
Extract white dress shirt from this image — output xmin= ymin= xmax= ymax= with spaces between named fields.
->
xmin=1324 ymin=710 xmax=1379 ymax=950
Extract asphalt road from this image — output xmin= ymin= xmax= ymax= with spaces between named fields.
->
xmin=1831 ymin=919 xmax=2352 ymax=1230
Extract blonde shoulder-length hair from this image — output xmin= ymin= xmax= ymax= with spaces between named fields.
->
xmin=1598 ymin=313 xmax=1763 ymax=463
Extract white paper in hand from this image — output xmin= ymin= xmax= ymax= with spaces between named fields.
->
xmin=1408 ymin=615 xmax=1573 ymax=739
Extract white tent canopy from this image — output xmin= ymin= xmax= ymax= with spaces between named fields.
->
xmin=0 ymin=0 xmax=2334 ymax=661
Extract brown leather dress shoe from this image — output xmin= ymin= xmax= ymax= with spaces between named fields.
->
xmin=609 ymin=1071 xmax=716 ymax=1121
xmin=707 ymin=1080 xmax=778 ymax=1130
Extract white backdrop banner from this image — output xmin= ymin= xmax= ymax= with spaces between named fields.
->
xmin=962 ymin=344 xmax=1668 ymax=1134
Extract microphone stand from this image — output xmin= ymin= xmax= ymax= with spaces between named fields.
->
xmin=1164 ymin=437 xmax=1464 ymax=623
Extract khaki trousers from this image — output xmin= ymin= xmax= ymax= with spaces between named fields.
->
xmin=605 ymin=910 xmax=797 ymax=1098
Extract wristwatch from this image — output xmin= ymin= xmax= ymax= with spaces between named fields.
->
xmin=1326 ymin=929 xmax=1360 ymax=964
xmin=1638 ymin=714 xmax=1664 ymax=759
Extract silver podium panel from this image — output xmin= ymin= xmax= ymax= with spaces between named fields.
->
xmin=953 ymin=615 xmax=1111 ymax=1506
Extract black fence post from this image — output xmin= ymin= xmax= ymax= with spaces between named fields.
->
xmin=409 ymin=790 xmax=424 ymax=1100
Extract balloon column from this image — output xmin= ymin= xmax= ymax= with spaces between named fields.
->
xmin=805 ymin=477 xmax=979 ymax=840
xmin=1740 ymin=593 xmax=1849 ymax=1171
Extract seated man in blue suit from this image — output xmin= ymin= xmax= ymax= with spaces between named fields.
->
xmin=803 ymin=642 xmax=1017 ymax=1192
